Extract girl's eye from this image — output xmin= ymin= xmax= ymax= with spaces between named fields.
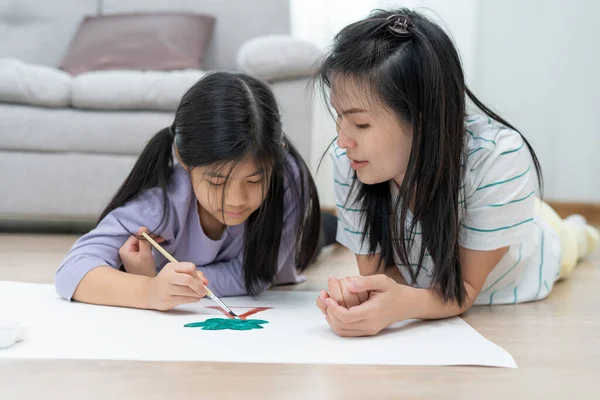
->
xmin=207 ymin=181 xmax=225 ymax=187
xmin=248 ymin=180 xmax=262 ymax=184
xmin=355 ymin=123 xmax=370 ymax=129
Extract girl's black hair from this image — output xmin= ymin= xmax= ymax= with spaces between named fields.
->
xmin=315 ymin=8 xmax=542 ymax=306
xmin=98 ymin=71 xmax=321 ymax=295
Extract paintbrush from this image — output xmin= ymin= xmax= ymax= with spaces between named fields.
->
xmin=140 ymin=232 xmax=239 ymax=318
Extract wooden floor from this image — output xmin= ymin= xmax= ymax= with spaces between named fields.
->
xmin=0 ymin=233 xmax=598 ymax=399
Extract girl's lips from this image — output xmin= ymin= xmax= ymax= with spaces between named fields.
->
xmin=224 ymin=209 xmax=248 ymax=218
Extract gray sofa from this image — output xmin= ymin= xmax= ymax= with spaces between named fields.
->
xmin=0 ymin=0 xmax=319 ymax=228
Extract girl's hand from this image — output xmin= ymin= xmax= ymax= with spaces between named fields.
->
xmin=144 ymin=262 xmax=210 ymax=311
xmin=119 ymin=227 xmax=164 ymax=277
xmin=323 ymin=274 xmax=408 ymax=337
xmin=316 ymin=275 xmax=369 ymax=314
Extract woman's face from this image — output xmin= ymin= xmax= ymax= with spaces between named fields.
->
xmin=330 ymin=77 xmax=413 ymax=186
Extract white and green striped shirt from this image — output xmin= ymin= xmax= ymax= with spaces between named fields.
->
xmin=332 ymin=114 xmax=561 ymax=305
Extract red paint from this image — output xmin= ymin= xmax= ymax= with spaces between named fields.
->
xmin=238 ymin=307 xmax=272 ymax=319
xmin=205 ymin=306 xmax=273 ymax=320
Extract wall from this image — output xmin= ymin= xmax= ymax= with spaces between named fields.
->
xmin=473 ymin=0 xmax=600 ymax=201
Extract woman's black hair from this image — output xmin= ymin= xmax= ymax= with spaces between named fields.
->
xmin=315 ymin=8 xmax=542 ymax=306
xmin=98 ymin=71 xmax=321 ymax=295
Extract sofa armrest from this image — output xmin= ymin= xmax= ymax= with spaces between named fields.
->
xmin=236 ymin=35 xmax=321 ymax=83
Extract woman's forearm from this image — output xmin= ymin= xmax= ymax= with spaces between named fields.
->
xmin=405 ymin=281 xmax=477 ymax=320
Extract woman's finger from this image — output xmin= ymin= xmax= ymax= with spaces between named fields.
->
xmin=324 ymin=298 xmax=353 ymax=330
xmin=326 ymin=298 xmax=369 ymax=325
xmin=325 ymin=316 xmax=368 ymax=337
xmin=340 ymin=277 xmax=361 ymax=308
xmin=356 ymin=290 xmax=369 ymax=304
xmin=316 ymin=290 xmax=329 ymax=315
xmin=328 ymin=276 xmax=347 ymax=308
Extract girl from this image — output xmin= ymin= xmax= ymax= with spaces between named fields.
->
xmin=314 ymin=9 xmax=600 ymax=336
xmin=55 ymin=71 xmax=327 ymax=311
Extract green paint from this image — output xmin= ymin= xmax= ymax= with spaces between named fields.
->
xmin=184 ymin=318 xmax=269 ymax=331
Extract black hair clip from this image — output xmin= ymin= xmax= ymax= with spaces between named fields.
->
xmin=386 ymin=14 xmax=412 ymax=38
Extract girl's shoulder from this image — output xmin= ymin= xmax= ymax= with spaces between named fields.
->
xmin=128 ymin=162 xmax=194 ymax=218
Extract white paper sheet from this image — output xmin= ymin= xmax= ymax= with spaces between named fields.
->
xmin=0 ymin=281 xmax=516 ymax=367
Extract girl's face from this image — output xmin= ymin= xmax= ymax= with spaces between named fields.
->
xmin=190 ymin=157 xmax=270 ymax=228
xmin=331 ymin=78 xmax=413 ymax=186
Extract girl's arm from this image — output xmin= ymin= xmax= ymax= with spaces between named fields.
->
xmin=55 ymin=187 xmax=175 ymax=302
xmin=72 ymin=266 xmax=152 ymax=308
xmin=55 ymin=207 xmax=165 ymax=301
xmin=405 ymin=246 xmax=508 ymax=319
xmin=72 ymin=263 xmax=206 ymax=311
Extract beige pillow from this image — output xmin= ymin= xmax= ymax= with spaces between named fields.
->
xmin=60 ymin=13 xmax=215 ymax=75
xmin=71 ymin=69 xmax=206 ymax=111
xmin=0 ymin=58 xmax=72 ymax=107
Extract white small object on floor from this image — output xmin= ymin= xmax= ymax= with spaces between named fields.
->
xmin=0 ymin=321 xmax=26 ymax=349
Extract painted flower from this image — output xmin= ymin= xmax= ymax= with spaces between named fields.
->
xmin=184 ymin=318 xmax=268 ymax=331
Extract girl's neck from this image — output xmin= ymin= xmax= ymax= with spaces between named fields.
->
xmin=197 ymin=202 xmax=225 ymax=240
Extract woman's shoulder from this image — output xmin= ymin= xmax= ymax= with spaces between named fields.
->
xmin=464 ymin=115 xmax=529 ymax=168
xmin=464 ymin=114 xmax=525 ymax=155
xmin=462 ymin=114 xmax=534 ymax=196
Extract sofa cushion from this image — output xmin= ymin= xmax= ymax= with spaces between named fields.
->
xmin=100 ymin=0 xmax=291 ymax=71
xmin=0 ymin=0 xmax=98 ymax=67
xmin=0 ymin=104 xmax=173 ymax=155
xmin=0 ymin=151 xmax=138 ymax=219
xmin=71 ymin=69 xmax=206 ymax=111
xmin=59 ymin=13 xmax=215 ymax=75
xmin=236 ymin=35 xmax=321 ymax=82
xmin=0 ymin=58 xmax=72 ymax=107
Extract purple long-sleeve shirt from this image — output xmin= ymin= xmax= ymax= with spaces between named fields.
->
xmin=55 ymin=157 xmax=305 ymax=300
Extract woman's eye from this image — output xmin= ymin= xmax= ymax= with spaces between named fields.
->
xmin=355 ymin=123 xmax=370 ymax=129
xmin=248 ymin=180 xmax=262 ymax=184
